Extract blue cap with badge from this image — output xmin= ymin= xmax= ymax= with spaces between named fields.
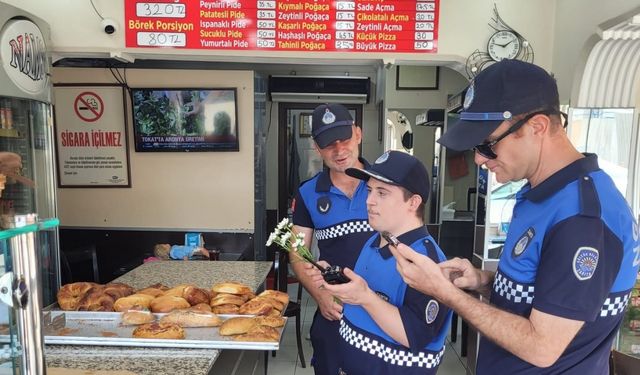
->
xmin=312 ymin=103 xmax=354 ymax=149
xmin=438 ymin=59 xmax=560 ymax=151
xmin=346 ymin=150 xmax=430 ymax=202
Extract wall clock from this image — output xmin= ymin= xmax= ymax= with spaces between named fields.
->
xmin=465 ymin=5 xmax=534 ymax=78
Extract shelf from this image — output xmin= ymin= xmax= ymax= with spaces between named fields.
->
xmin=0 ymin=129 xmax=19 ymax=138
xmin=0 ymin=218 xmax=60 ymax=240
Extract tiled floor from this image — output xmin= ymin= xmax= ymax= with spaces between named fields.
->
xmin=266 ymin=284 xmax=469 ymax=375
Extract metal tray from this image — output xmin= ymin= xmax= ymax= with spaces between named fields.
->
xmin=42 ymin=311 xmax=286 ymax=351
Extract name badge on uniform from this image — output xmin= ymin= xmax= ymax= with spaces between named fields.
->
xmin=512 ymin=227 xmax=535 ymax=257
xmin=317 ymin=196 xmax=331 ymax=214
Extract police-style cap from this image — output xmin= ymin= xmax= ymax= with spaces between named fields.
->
xmin=438 ymin=59 xmax=560 ymax=151
xmin=346 ymin=151 xmax=430 ymax=202
xmin=312 ymin=103 xmax=354 ymax=149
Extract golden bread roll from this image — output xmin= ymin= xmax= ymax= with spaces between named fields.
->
xmin=132 ymin=322 xmax=185 ymax=339
xmin=258 ymin=290 xmax=290 ymax=306
xmin=162 ymin=284 xmax=190 ymax=298
xmin=238 ymin=300 xmax=273 ymax=316
xmin=136 ymin=287 xmax=165 ymax=298
xmin=57 ymin=282 xmax=99 ymax=311
xmin=189 ymin=303 xmax=212 ymax=312
xmin=114 ymin=294 xmax=155 ymax=312
xmin=211 ymin=281 xmax=252 ymax=295
xmin=121 ymin=310 xmax=155 ymax=325
xmin=251 ymin=296 xmax=285 ymax=311
xmin=268 ymin=308 xmax=282 ymax=317
xmin=210 ymin=294 xmax=246 ymax=307
xmin=182 ymin=286 xmax=210 ymax=306
xmin=254 ymin=316 xmax=286 ymax=328
xmin=150 ymin=296 xmax=190 ymax=313
xmin=234 ymin=325 xmax=279 ymax=342
xmin=102 ymin=283 xmax=135 ymax=300
xmin=212 ymin=304 xmax=240 ymax=315
xmin=219 ymin=317 xmax=257 ymax=336
xmin=77 ymin=288 xmax=115 ymax=311
xmin=159 ymin=310 xmax=223 ymax=327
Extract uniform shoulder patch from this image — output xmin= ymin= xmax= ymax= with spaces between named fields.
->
xmin=425 ymin=300 xmax=439 ymax=324
xmin=572 ymin=247 xmax=599 ymax=281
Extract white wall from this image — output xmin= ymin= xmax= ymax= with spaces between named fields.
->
xmin=52 ymin=68 xmax=255 ymax=231
xmin=553 ymin=0 xmax=640 ymax=103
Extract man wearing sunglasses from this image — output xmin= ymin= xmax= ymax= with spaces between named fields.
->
xmin=389 ymin=60 xmax=639 ymax=374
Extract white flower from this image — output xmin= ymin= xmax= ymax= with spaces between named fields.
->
xmin=281 ymin=232 xmax=292 ymax=243
xmin=266 ymin=233 xmax=277 ymax=246
xmin=298 ymin=232 xmax=306 ymax=238
xmin=276 ymin=218 xmax=289 ymax=230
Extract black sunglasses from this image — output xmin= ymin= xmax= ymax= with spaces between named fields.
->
xmin=473 ymin=110 xmax=556 ymax=159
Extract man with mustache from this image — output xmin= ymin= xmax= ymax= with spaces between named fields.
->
xmin=290 ymin=103 xmax=374 ymax=374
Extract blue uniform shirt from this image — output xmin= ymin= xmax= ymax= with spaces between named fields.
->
xmin=293 ymin=162 xmax=374 ymax=268
xmin=478 ymin=154 xmax=640 ymax=374
xmin=292 ymin=161 xmax=375 ymax=375
xmin=339 ymin=227 xmax=452 ymax=375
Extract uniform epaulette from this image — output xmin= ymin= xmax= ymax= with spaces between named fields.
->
xmin=578 ymin=174 xmax=601 ymax=218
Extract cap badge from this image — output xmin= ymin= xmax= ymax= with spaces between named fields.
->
xmin=463 ymin=81 xmax=475 ymax=110
xmin=503 ymin=111 xmax=512 ymax=119
xmin=375 ymin=152 xmax=390 ymax=164
xmin=322 ymin=109 xmax=336 ymax=124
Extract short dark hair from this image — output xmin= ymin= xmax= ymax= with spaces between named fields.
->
xmin=401 ymin=187 xmax=425 ymax=220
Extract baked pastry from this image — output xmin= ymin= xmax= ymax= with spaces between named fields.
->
xmin=132 ymin=322 xmax=185 ymax=339
xmin=136 ymin=287 xmax=165 ymax=298
xmin=102 ymin=283 xmax=135 ymax=300
xmin=211 ymin=304 xmax=240 ymax=315
xmin=210 ymin=294 xmax=246 ymax=307
xmin=211 ymin=281 xmax=252 ymax=295
xmin=57 ymin=282 xmax=99 ymax=310
xmin=258 ymin=290 xmax=290 ymax=306
xmin=234 ymin=325 xmax=279 ymax=342
xmin=251 ymin=296 xmax=285 ymax=312
xmin=162 ymin=284 xmax=190 ymax=298
xmin=219 ymin=317 xmax=257 ymax=336
xmin=159 ymin=310 xmax=223 ymax=327
xmin=189 ymin=303 xmax=212 ymax=312
xmin=150 ymin=296 xmax=190 ymax=313
xmin=121 ymin=310 xmax=155 ymax=325
xmin=114 ymin=294 xmax=155 ymax=312
xmin=238 ymin=299 xmax=273 ymax=316
xmin=254 ymin=316 xmax=286 ymax=328
xmin=77 ymin=288 xmax=115 ymax=311
xmin=182 ymin=286 xmax=210 ymax=306
xmin=145 ymin=283 xmax=169 ymax=291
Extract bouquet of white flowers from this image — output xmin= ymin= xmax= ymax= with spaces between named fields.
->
xmin=266 ymin=218 xmax=315 ymax=263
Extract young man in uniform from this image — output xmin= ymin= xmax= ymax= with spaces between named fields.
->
xmin=291 ymin=103 xmax=374 ymax=374
xmin=391 ymin=60 xmax=640 ymax=373
xmin=305 ymin=151 xmax=452 ymax=374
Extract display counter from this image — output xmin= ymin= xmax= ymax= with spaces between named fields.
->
xmin=44 ymin=260 xmax=272 ymax=375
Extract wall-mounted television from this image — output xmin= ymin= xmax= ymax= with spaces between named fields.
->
xmin=131 ymin=88 xmax=238 ymax=152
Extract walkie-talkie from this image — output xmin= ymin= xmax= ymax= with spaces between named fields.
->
xmin=303 ymin=256 xmax=351 ymax=285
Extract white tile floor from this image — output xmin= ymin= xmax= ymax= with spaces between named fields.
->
xmin=266 ymin=284 xmax=469 ymax=375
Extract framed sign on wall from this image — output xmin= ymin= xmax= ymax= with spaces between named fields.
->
xmin=53 ymin=85 xmax=131 ymax=187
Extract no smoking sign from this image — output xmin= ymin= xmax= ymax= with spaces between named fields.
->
xmin=74 ymin=92 xmax=104 ymax=122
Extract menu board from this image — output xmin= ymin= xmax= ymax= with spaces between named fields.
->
xmin=125 ymin=0 xmax=439 ymax=53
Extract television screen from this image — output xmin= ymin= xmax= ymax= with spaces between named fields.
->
xmin=131 ymin=88 xmax=238 ymax=152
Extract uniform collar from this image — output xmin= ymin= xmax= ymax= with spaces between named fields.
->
xmin=377 ymin=226 xmax=429 ymax=260
xmin=522 ymin=153 xmax=600 ymax=203
xmin=316 ymin=157 xmax=370 ymax=192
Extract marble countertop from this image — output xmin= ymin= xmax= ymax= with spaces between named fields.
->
xmin=45 ymin=261 xmax=272 ymax=375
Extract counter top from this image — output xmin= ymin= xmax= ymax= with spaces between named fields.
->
xmin=45 ymin=260 xmax=272 ymax=375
